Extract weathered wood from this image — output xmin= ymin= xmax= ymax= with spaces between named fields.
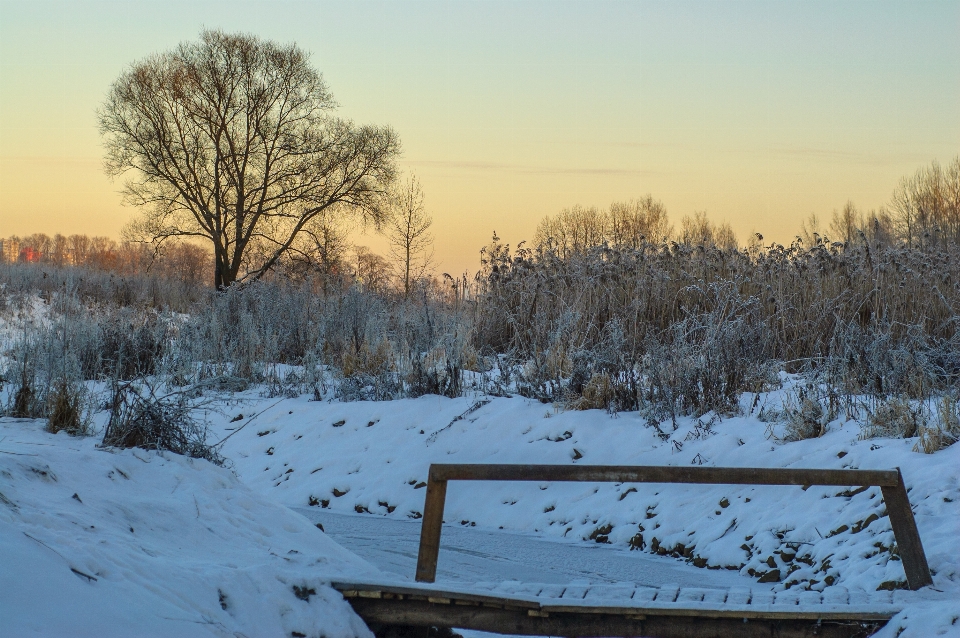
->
xmin=880 ymin=468 xmax=934 ymax=590
xmin=414 ymin=463 xmax=932 ymax=590
xmin=429 ymin=464 xmax=900 ymax=487
xmin=348 ymin=597 xmax=881 ymax=638
xmin=332 ymin=582 xmax=897 ymax=622
xmin=415 ymin=476 xmax=448 ymax=583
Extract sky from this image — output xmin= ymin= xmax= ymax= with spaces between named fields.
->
xmin=1 ymin=0 xmax=958 ymax=275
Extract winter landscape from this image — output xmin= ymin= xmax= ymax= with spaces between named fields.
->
xmin=2 ymin=2 xmax=960 ymax=637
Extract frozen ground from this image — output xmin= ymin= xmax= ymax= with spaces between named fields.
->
xmin=295 ymin=508 xmax=767 ymax=590
xmin=1 ymin=369 xmax=959 ymax=635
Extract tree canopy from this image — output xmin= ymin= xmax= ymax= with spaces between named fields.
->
xmin=99 ymin=30 xmax=401 ymax=288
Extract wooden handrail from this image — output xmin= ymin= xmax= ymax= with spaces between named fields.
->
xmin=414 ymin=464 xmax=933 ymax=590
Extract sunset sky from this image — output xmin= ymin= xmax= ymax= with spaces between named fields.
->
xmin=1 ymin=0 xmax=958 ymax=274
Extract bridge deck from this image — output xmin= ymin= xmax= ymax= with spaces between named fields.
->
xmin=334 ymin=579 xmax=910 ymax=637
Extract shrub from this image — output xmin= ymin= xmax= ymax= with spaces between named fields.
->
xmin=101 ymin=382 xmax=223 ymax=465
xmin=914 ymin=396 xmax=960 ymax=453
xmin=861 ymin=397 xmax=923 ymax=440
xmin=46 ymin=380 xmax=89 ymax=435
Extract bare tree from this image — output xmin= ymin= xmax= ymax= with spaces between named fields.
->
xmin=890 ymin=157 xmax=960 ymax=247
xmin=68 ymin=234 xmax=91 ymax=266
xmin=679 ymin=211 xmax=713 ymax=245
xmin=534 ymin=205 xmax=606 ymax=255
xmin=607 ymin=196 xmax=672 ymax=246
xmin=282 ymin=210 xmax=353 ymax=293
xmin=828 ymin=201 xmax=862 ymax=245
xmin=535 ymin=197 xmax=671 ymax=254
xmin=99 ymin=30 xmax=400 ymax=289
xmin=353 ymin=246 xmax=392 ymax=293
xmin=384 ymin=176 xmax=434 ymax=296
xmin=799 ymin=212 xmax=824 ymax=246
xmin=679 ymin=211 xmax=737 ymax=249
xmin=48 ymin=234 xmax=71 ymax=266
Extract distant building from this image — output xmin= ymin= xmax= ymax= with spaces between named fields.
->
xmin=0 ymin=238 xmax=20 ymax=263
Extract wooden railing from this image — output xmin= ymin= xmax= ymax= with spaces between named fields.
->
xmin=414 ymin=464 xmax=933 ymax=590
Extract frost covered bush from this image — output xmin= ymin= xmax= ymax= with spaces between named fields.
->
xmin=473 ymin=230 xmax=960 ymax=429
xmin=918 ymin=396 xmax=960 ymax=453
xmin=860 ymin=397 xmax=923 ymax=440
xmin=46 ymin=380 xmax=90 ymax=435
xmin=8 ymin=223 xmax=960 ymax=442
xmin=101 ymin=381 xmax=223 ymax=465
xmin=0 ymin=261 xmax=205 ymax=312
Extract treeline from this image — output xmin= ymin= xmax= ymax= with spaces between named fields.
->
xmin=536 ymin=157 xmax=960 ymax=254
xmin=0 ymin=234 xmax=208 ymax=285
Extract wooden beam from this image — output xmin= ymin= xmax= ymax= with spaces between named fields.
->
xmin=880 ymin=468 xmax=934 ymax=590
xmin=415 ymin=475 xmax=448 ymax=583
xmin=349 ymin=597 xmax=880 ymax=638
xmin=414 ymin=464 xmax=932 ymax=590
xmin=428 ymin=464 xmax=900 ymax=487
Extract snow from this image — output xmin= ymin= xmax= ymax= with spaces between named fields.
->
xmin=211 ymin=391 xmax=960 ymax=634
xmin=1 ymin=364 xmax=959 ymax=635
xmin=299 ymin=508 xmax=768 ymax=589
xmin=0 ymin=417 xmax=377 ymax=638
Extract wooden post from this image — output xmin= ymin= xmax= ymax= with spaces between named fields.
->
xmin=880 ymin=468 xmax=933 ymax=590
xmin=415 ymin=472 xmax=448 ymax=583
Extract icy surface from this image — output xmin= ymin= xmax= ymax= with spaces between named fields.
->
xmin=297 ymin=507 xmax=764 ymax=589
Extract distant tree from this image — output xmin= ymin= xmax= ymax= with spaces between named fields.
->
xmin=890 ymin=157 xmax=960 ymax=247
xmin=88 ymin=237 xmax=118 ymax=270
xmin=48 ymin=234 xmax=70 ymax=266
xmin=534 ymin=205 xmax=606 ymax=255
xmin=68 ymin=234 xmax=91 ymax=266
xmin=353 ymin=246 xmax=392 ymax=293
xmin=679 ymin=211 xmax=737 ymax=249
xmin=384 ymin=176 xmax=434 ymax=297
xmin=799 ymin=212 xmax=824 ymax=246
xmin=99 ymin=30 xmax=400 ymax=289
xmin=282 ymin=210 xmax=353 ymax=293
xmin=607 ymin=196 xmax=672 ymax=247
xmin=24 ymin=234 xmax=51 ymax=261
xmin=827 ymin=201 xmax=861 ymax=245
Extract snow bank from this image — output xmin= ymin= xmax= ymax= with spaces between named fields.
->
xmin=214 ymin=391 xmax=960 ymax=635
xmin=0 ymin=417 xmax=377 ymax=638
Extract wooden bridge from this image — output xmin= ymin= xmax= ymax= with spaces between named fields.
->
xmin=335 ymin=464 xmax=934 ymax=638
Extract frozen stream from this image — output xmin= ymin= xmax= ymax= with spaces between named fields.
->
xmin=293 ymin=508 xmax=772 ymax=591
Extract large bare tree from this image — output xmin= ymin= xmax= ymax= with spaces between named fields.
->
xmin=99 ymin=30 xmax=401 ymax=289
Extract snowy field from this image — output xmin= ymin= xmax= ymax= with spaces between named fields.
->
xmin=2 ymin=375 xmax=960 ymax=635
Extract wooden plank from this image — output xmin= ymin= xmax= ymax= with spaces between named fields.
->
xmin=330 ymin=582 xmax=542 ymax=609
xmin=881 ymin=468 xmax=934 ymax=590
xmin=348 ymin=597 xmax=888 ymax=637
xmin=535 ymin=602 xmax=896 ymax=622
xmin=415 ymin=476 xmax=447 ymax=583
xmin=428 ymin=464 xmax=900 ymax=487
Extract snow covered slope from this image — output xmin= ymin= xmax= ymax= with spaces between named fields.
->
xmin=2 ymin=385 xmax=958 ymax=636
xmin=213 ymin=391 xmax=960 ymax=636
xmin=0 ymin=417 xmax=377 ymax=638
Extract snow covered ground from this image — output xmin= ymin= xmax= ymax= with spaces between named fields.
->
xmin=297 ymin=507 xmax=769 ymax=590
xmin=211 ymin=389 xmax=960 ymax=636
xmin=2 ymin=370 xmax=959 ymax=635
xmin=0 ymin=417 xmax=377 ymax=638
